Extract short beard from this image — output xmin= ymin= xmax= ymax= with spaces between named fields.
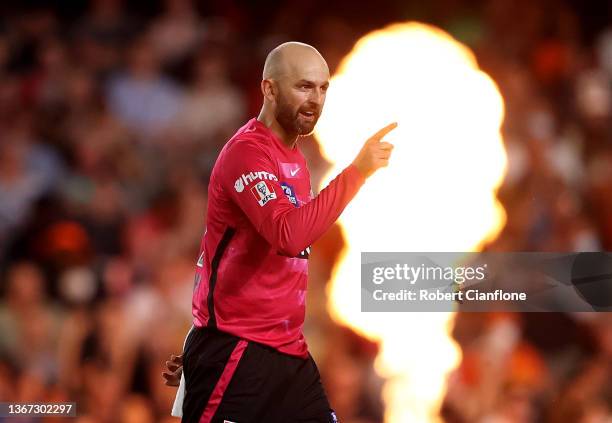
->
xmin=276 ymin=92 xmax=317 ymax=137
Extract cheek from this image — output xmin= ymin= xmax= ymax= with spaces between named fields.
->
xmin=291 ymin=91 xmax=310 ymax=107
xmin=278 ymin=93 xmax=297 ymax=111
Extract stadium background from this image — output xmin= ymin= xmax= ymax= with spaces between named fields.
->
xmin=0 ymin=0 xmax=611 ymax=421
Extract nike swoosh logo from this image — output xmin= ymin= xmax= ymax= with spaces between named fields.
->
xmin=290 ymin=168 xmax=300 ymax=176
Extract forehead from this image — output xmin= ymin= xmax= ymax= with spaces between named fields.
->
xmin=283 ymin=54 xmax=330 ymax=84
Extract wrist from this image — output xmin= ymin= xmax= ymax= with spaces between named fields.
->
xmin=348 ymin=163 xmax=368 ymax=181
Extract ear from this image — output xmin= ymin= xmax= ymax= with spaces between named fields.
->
xmin=261 ymin=79 xmax=276 ymax=102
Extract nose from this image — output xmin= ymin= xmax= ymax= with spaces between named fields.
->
xmin=308 ymin=87 xmax=324 ymax=106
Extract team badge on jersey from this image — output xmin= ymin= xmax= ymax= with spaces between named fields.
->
xmin=251 ymin=181 xmax=276 ymax=206
xmin=280 ymin=182 xmax=298 ymax=207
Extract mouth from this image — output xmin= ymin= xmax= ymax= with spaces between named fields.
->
xmin=298 ymin=110 xmax=317 ymax=121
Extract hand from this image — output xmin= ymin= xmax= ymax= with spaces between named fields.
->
xmin=352 ymin=122 xmax=397 ymax=178
xmin=162 ymin=354 xmax=183 ymax=387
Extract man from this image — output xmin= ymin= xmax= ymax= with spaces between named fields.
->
xmin=164 ymin=41 xmax=396 ymax=423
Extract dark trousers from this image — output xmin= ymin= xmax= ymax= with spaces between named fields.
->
xmin=181 ymin=326 xmax=338 ymax=423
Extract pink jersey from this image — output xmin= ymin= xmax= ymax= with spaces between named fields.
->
xmin=192 ymin=118 xmax=364 ymax=358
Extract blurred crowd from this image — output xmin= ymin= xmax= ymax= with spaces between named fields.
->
xmin=0 ymin=0 xmax=610 ymax=422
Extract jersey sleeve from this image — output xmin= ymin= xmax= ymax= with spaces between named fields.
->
xmin=221 ymin=139 xmax=365 ymax=257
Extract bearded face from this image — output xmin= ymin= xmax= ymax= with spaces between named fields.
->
xmin=275 ymin=84 xmax=323 ymax=137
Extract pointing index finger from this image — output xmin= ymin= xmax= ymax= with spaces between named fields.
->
xmin=370 ymin=122 xmax=398 ymax=142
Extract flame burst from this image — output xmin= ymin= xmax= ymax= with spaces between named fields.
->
xmin=314 ymin=23 xmax=507 ymax=422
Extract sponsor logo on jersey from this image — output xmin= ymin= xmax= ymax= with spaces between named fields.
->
xmin=234 ymin=178 xmax=244 ymax=192
xmin=234 ymin=171 xmax=278 ymax=193
xmin=280 ymin=162 xmax=301 ymax=179
xmin=251 ymin=181 xmax=276 ymax=206
xmin=280 ymin=182 xmax=298 ymax=207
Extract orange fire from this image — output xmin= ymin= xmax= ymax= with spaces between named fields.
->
xmin=314 ymin=23 xmax=507 ymax=422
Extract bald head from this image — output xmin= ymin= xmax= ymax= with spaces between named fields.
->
xmin=260 ymin=42 xmax=330 ymax=139
xmin=263 ymin=42 xmax=329 ymax=81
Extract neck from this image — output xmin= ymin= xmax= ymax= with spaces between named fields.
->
xmin=257 ymin=106 xmax=298 ymax=149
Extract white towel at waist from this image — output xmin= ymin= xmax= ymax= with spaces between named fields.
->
xmin=171 ymin=325 xmax=194 ymax=418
